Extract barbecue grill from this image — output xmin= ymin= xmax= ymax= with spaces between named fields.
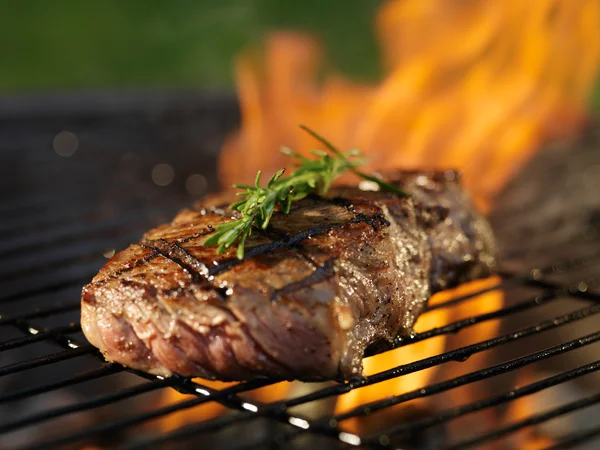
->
xmin=1 ymin=92 xmax=599 ymax=450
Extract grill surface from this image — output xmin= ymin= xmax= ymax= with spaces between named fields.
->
xmin=1 ymin=93 xmax=599 ymax=450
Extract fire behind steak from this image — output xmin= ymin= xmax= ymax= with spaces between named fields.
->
xmin=81 ymin=171 xmax=496 ymax=381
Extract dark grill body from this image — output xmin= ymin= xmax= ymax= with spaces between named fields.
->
xmin=0 ymin=92 xmax=599 ymax=450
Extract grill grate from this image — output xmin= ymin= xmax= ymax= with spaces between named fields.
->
xmin=1 ymin=97 xmax=599 ymax=449
xmin=3 ymin=259 xmax=600 ymax=450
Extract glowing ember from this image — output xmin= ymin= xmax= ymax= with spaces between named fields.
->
xmin=219 ymin=0 xmax=600 ymax=211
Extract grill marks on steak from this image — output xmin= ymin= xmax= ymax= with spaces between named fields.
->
xmin=81 ymin=172 xmax=496 ymax=381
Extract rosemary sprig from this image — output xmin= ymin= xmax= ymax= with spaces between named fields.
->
xmin=204 ymin=125 xmax=407 ymax=259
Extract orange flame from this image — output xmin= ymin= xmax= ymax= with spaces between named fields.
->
xmin=501 ymin=368 xmax=556 ymax=449
xmin=155 ymin=379 xmax=293 ymax=432
xmin=219 ymin=0 xmax=600 ymax=211
xmin=335 ymin=277 xmax=503 ymax=434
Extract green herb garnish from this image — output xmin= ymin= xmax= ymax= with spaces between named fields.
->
xmin=204 ymin=125 xmax=407 ymax=259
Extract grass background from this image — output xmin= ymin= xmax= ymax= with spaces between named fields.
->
xmin=0 ymin=0 xmax=381 ymax=92
xmin=0 ymin=0 xmax=598 ymax=108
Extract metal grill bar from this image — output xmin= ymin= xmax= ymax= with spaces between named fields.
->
xmin=0 ymin=189 xmax=100 ymax=216
xmin=420 ymin=270 xmax=597 ymax=314
xmin=544 ymin=425 xmax=600 ymax=450
xmin=0 ymin=212 xmax=164 ymax=277
xmin=0 ymin=198 xmax=126 ymax=237
xmin=13 ymin=337 xmax=322 ymax=450
xmin=0 ymin=323 xmax=81 ymax=351
xmin=282 ymin=303 xmax=600 ymax=410
xmin=1 ymin=307 xmax=297 ymax=449
xmin=0 ymin=302 xmax=80 ymax=325
xmin=0 ymin=345 xmax=95 ymax=378
xmin=0 ymin=276 xmax=94 ymax=304
xmin=0 ymin=365 xmax=122 ymax=404
xmin=0 ymin=209 xmax=184 ymax=305
xmin=0 ymin=204 xmax=110 ymax=235
xmin=394 ymin=291 xmax=556 ymax=348
xmin=0 ymin=291 xmax=540 ymax=443
xmin=0 ymin=206 xmax=178 ymax=257
xmin=123 ymin=405 xmax=260 ymax=450
xmin=10 ymin=312 xmax=338 ymax=450
xmin=526 ymin=277 xmax=600 ymax=302
xmin=2 ymin=260 xmax=114 ymax=296
xmin=0 ymin=378 xmax=175 ymax=435
xmin=31 ymin=378 xmax=275 ymax=450
xmin=0 ymin=188 xmax=178 ymax=236
xmin=419 ymin=253 xmax=599 ymax=309
xmin=0 ymin=232 xmax=142 ymax=282
xmin=378 ymin=356 xmax=600 ymax=442
xmin=121 ymin=301 xmax=600 ymax=450
xmin=347 ymin=338 xmax=600 ymax=425
xmin=447 ymin=392 xmax=600 ymax=450
xmin=229 ymin=334 xmax=600 ymax=449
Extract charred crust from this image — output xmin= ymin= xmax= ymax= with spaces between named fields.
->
xmin=81 ymin=288 xmax=97 ymax=305
xmin=140 ymin=239 xmax=229 ymax=299
xmin=115 ymin=251 xmax=158 ymax=275
xmin=350 ymin=212 xmax=390 ymax=230
xmin=209 ymin=222 xmax=340 ymax=276
xmin=177 ymin=228 xmax=216 ymax=244
xmin=141 ymin=239 xmax=209 ymax=281
xmin=210 ymin=210 xmax=388 ymax=276
xmin=413 ymin=201 xmax=450 ymax=229
xmin=327 ymin=196 xmax=355 ymax=209
xmin=325 ymin=195 xmax=390 ymax=230
xmin=91 ymin=250 xmax=159 ymax=286
xmin=258 ymin=227 xmax=320 ymax=270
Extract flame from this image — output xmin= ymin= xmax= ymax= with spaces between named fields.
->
xmin=219 ymin=0 xmax=600 ymax=211
xmin=154 ymin=379 xmax=294 ymax=432
xmin=429 ymin=277 xmax=505 ymax=444
xmin=502 ymin=368 xmax=556 ymax=449
xmin=154 ymin=379 xmax=233 ymax=432
xmin=335 ymin=277 xmax=503 ymax=434
xmin=155 ymin=0 xmax=600 ymax=440
xmin=334 ymin=294 xmax=450 ymax=433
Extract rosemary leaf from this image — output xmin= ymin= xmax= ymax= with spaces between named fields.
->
xmin=204 ymin=125 xmax=407 ymax=259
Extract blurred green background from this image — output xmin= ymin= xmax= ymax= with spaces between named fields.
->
xmin=0 ymin=0 xmax=381 ymax=92
xmin=1 ymin=0 xmax=599 ymax=108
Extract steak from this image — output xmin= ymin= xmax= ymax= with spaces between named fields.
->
xmin=81 ymin=171 xmax=496 ymax=381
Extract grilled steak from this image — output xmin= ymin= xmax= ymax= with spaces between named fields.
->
xmin=81 ymin=171 xmax=496 ymax=381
